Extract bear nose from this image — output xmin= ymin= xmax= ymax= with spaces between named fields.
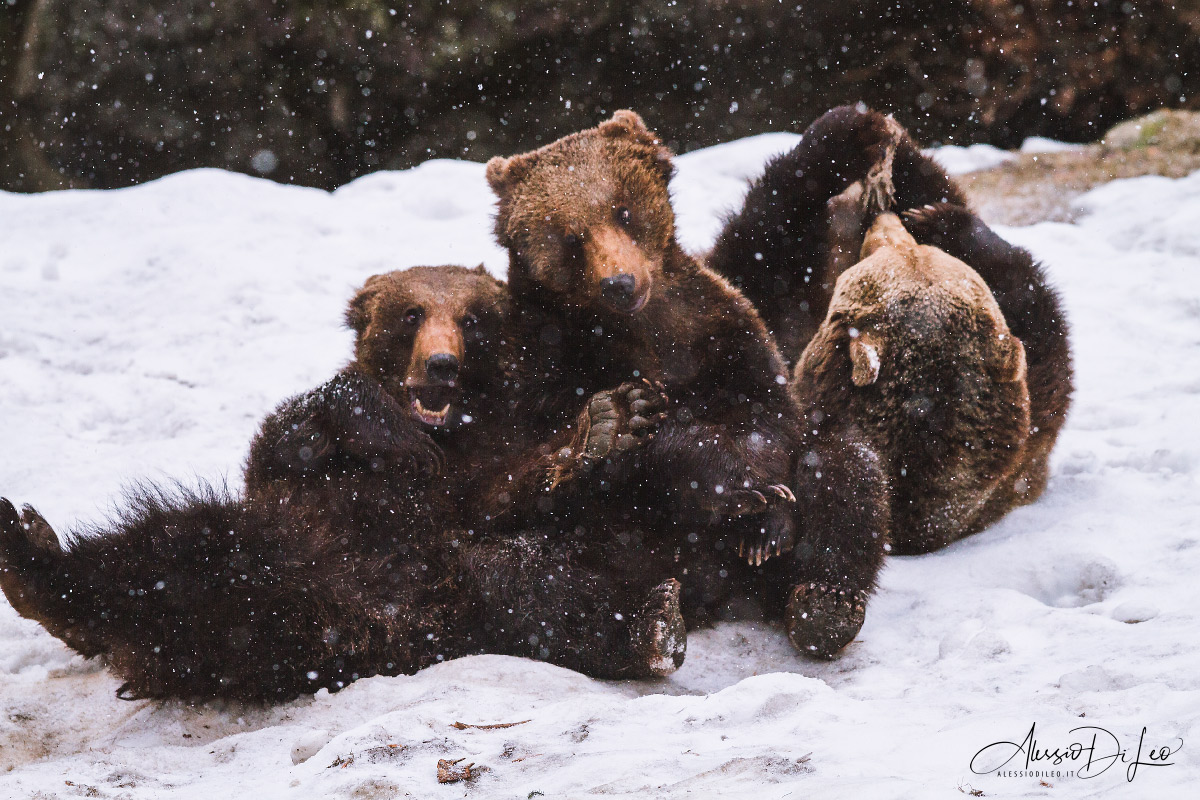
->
xmin=425 ymin=353 xmax=459 ymax=384
xmin=600 ymin=273 xmax=639 ymax=311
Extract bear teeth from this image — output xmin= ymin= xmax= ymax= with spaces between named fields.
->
xmin=412 ymin=397 xmax=450 ymax=425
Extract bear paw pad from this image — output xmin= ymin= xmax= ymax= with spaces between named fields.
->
xmin=632 ymin=578 xmax=687 ymax=677
xmin=785 ymin=583 xmax=867 ymax=660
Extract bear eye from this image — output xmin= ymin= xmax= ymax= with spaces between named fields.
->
xmin=462 ymin=313 xmax=479 ymax=329
xmin=615 ymin=206 xmax=632 ymax=227
xmin=563 ymin=232 xmax=581 ymax=248
xmin=402 ymin=307 xmax=423 ymax=327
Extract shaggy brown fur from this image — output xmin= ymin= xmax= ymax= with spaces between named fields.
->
xmin=792 ymin=213 xmax=1032 ymax=554
xmin=0 ymin=479 xmax=456 ymax=702
xmin=707 ymin=104 xmax=968 ymax=364
xmin=711 ymin=105 xmax=1072 ymax=552
xmin=243 ymin=265 xmax=510 ymax=530
xmin=0 ymin=267 xmax=686 ymax=702
xmin=902 ymin=202 xmax=1074 ymax=529
xmin=482 ymin=111 xmax=890 ymax=658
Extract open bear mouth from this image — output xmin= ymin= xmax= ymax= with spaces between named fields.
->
xmin=408 ymin=386 xmax=457 ymax=427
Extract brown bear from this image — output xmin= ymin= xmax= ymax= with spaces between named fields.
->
xmin=242 ymin=264 xmax=510 ymax=547
xmin=792 ymin=213 xmax=1032 ymax=553
xmin=709 ymin=105 xmax=1072 ymax=546
xmin=0 ymin=266 xmax=685 ymax=702
xmin=252 ymin=266 xmax=688 ymax=679
xmin=481 ymin=111 xmax=890 ymax=658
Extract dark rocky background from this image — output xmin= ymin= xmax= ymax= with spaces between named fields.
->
xmin=3 ymin=0 xmax=1198 ymax=191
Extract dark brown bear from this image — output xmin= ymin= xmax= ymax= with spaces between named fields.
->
xmin=0 ymin=266 xmax=685 ymax=702
xmin=792 ymin=213 xmax=1031 ymax=553
xmin=259 ymin=265 xmax=688 ymax=679
xmin=481 ymin=111 xmax=890 ymax=658
xmin=709 ymin=105 xmax=1072 ymax=545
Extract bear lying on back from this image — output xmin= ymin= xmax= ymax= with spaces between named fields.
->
xmin=0 ymin=266 xmax=686 ymax=702
xmin=0 ymin=266 xmax=503 ymax=701
xmin=793 ymin=212 xmax=1031 ymax=553
xmin=710 ymin=105 xmax=1072 ymax=548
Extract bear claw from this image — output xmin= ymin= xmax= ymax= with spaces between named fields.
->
xmin=766 ymin=484 xmax=796 ymax=503
xmin=900 ymin=202 xmax=972 ymax=246
xmin=737 ymin=508 xmax=796 ymax=566
xmin=632 ymin=578 xmax=687 ymax=677
xmin=785 ymin=583 xmax=868 ymax=659
xmin=718 ymin=481 xmax=798 ymax=519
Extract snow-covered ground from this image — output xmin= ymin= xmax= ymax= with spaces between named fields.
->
xmin=1 ymin=134 xmax=1198 ymax=798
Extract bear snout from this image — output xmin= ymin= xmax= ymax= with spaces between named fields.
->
xmin=425 ymin=353 xmax=460 ymax=385
xmin=584 ymin=226 xmax=654 ymax=315
xmin=600 ymin=273 xmax=646 ymax=313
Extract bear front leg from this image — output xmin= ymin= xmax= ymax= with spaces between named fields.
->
xmin=477 ymin=380 xmax=668 ymax=522
xmin=245 ymin=369 xmax=442 ymax=493
xmin=546 ymin=379 xmax=669 ymax=490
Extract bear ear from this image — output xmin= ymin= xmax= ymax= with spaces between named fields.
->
xmin=848 ymin=330 xmax=882 ymax=387
xmin=345 ymin=274 xmax=387 ymax=335
xmin=598 ymin=110 xmax=660 ymax=147
xmin=989 ymin=333 xmax=1027 ymax=383
xmin=472 ymin=263 xmax=507 ymax=289
xmin=599 ymin=110 xmax=675 ymax=181
xmin=485 ymin=153 xmax=535 ymax=194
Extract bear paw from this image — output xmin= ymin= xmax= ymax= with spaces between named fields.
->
xmin=860 ymin=115 xmax=907 ymax=215
xmin=0 ymin=499 xmax=61 ymax=564
xmin=737 ymin=508 xmax=797 ymax=566
xmin=579 ymin=379 xmax=669 ymax=464
xmin=631 ymin=578 xmax=687 ymax=677
xmin=708 ymin=482 xmax=796 ymax=519
xmin=0 ymin=499 xmax=64 ymax=623
xmin=901 ymin=202 xmax=973 ymax=248
xmin=785 ymin=583 xmax=867 ymax=659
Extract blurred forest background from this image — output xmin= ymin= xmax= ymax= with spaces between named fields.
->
xmin=2 ymin=0 xmax=1197 ymax=192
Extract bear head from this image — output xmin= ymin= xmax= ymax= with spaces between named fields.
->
xmin=346 ymin=265 xmax=508 ymax=429
xmin=485 ymin=110 xmax=676 ymax=317
xmin=821 ymin=212 xmax=1027 ymax=393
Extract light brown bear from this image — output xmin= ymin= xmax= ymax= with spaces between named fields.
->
xmin=792 ymin=212 xmax=1032 ymax=554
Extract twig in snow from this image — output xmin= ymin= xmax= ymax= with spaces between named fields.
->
xmin=451 ymin=719 xmax=531 ymax=730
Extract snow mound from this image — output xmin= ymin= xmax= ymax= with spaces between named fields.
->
xmin=1 ymin=140 xmax=1198 ymax=797
xmin=927 ymin=143 xmax=1016 ymax=175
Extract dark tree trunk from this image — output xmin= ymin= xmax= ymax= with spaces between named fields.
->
xmin=0 ymin=0 xmax=78 ymax=191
